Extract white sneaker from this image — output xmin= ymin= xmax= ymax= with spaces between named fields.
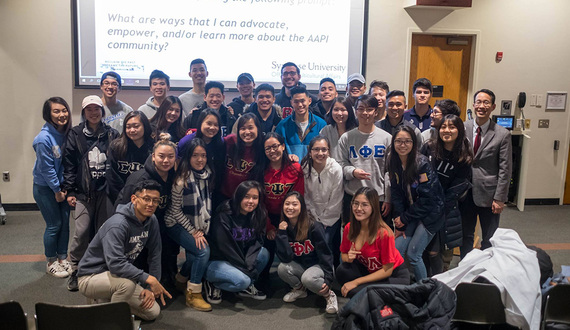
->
xmin=325 ymin=290 xmax=338 ymax=314
xmin=59 ymin=259 xmax=73 ymax=276
xmin=283 ymin=287 xmax=307 ymax=303
xmin=46 ymin=262 xmax=68 ymax=278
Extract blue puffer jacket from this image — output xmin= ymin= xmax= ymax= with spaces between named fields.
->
xmin=390 ymin=154 xmax=445 ymax=234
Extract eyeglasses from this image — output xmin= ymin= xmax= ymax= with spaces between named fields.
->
xmin=474 ymin=100 xmax=492 ymax=106
xmin=352 ymin=201 xmax=371 ymax=209
xmin=136 ymin=195 xmax=161 ymax=206
xmin=311 ymin=147 xmax=329 ymax=153
xmin=394 ymin=139 xmax=413 ymax=146
xmin=282 ymin=71 xmax=298 ymax=77
xmin=264 ymin=143 xmax=281 ymax=152
xmin=102 ymin=81 xmax=119 ymax=87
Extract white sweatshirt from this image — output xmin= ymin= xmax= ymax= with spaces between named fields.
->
xmin=303 ymin=157 xmax=344 ymax=227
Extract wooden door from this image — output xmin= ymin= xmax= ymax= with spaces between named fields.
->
xmin=563 ymin=146 xmax=570 ymax=204
xmin=409 ymin=34 xmax=472 ymax=120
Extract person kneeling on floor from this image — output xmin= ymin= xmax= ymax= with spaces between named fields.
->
xmin=77 ymin=180 xmax=171 ymax=321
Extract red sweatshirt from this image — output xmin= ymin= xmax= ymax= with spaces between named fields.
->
xmin=221 ymin=134 xmax=256 ymax=198
xmin=264 ymin=162 xmax=304 ymax=218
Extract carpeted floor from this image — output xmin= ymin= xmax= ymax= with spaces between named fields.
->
xmin=0 ymin=205 xmax=568 ymax=329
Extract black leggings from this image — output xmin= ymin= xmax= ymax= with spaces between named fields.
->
xmin=336 ymin=261 xmax=410 ymax=298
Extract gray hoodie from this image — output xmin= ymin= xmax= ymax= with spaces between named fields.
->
xmin=77 ymin=203 xmax=162 ymax=284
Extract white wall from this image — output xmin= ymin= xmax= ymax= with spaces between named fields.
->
xmin=366 ymin=0 xmax=570 ymax=200
xmin=1 ymin=0 xmax=569 ymax=203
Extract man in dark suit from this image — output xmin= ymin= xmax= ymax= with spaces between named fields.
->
xmin=460 ymin=89 xmax=512 ymax=258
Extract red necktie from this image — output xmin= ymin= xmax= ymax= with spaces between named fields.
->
xmin=474 ymin=127 xmax=482 ymax=155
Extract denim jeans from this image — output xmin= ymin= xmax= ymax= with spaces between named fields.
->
xmin=323 ymin=219 xmax=341 ymax=268
xmin=33 ymin=184 xmax=70 ymax=262
xmin=395 ymin=221 xmax=434 ymax=281
xmin=166 ymin=224 xmax=210 ymax=284
xmin=205 ymin=247 xmax=269 ymax=292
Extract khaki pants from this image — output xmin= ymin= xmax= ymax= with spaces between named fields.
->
xmin=78 ymin=271 xmax=160 ymax=321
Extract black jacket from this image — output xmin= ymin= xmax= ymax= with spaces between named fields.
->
xmin=209 ymin=202 xmax=264 ymax=280
xmin=62 ymin=122 xmax=119 ymax=201
xmin=332 ymin=279 xmax=456 ymax=330
xmin=245 ymin=102 xmax=282 ymax=133
xmin=115 ymin=156 xmax=175 ymax=222
xmin=106 ymin=139 xmax=153 ymax=204
xmin=310 ymin=99 xmax=329 ymax=119
xmin=391 ymin=154 xmax=445 ymax=234
xmin=183 ymin=102 xmax=236 ymax=137
xmin=275 ymin=221 xmax=334 ymax=286
xmin=421 ymin=144 xmax=472 ymax=249
xmin=227 ymin=97 xmax=251 ymax=118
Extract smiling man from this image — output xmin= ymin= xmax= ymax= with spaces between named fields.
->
xmin=78 ymin=180 xmax=171 ymax=321
xmin=275 ymin=86 xmax=326 ymax=161
xmin=460 ymin=89 xmax=512 ymax=258
xmin=242 ymin=83 xmax=282 ymax=134
xmin=404 ymin=78 xmax=433 ymax=132
xmin=138 ymin=70 xmax=170 ymax=120
xmin=346 ymin=73 xmax=367 ymax=110
xmin=228 ymin=73 xmax=256 ymax=118
xmin=180 ymin=58 xmax=209 ymax=119
xmin=376 ymin=90 xmax=423 ymax=144
xmin=183 ymin=81 xmax=235 ymax=137
xmin=338 ymin=94 xmax=392 ymax=223
xmin=99 ymin=71 xmax=133 ymax=131
xmin=311 ymin=77 xmax=338 ymax=118
xmin=275 ymin=62 xmax=317 ymax=118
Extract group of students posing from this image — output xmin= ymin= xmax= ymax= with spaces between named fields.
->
xmin=32 ymin=63 xmax=506 ymax=320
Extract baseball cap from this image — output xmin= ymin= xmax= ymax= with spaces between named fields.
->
xmin=82 ymin=95 xmax=104 ymax=109
xmin=237 ymin=73 xmax=254 ymax=83
xmin=100 ymin=71 xmax=122 ymax=88
xmin=347 ymin=73 xmax=365 ymax=84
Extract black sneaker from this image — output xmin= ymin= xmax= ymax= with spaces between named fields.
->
xmin=67 ymin=270 xmax=78 ymax=292
xmin=238 ymin=284 xmax=266 ymax=300
xmin=204 ymin=281 xmax=222 ymax=305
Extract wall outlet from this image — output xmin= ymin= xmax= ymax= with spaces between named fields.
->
xmin=525 ymin=119 xmax=531 ymax=129
xmin=538 ymin=119 xmax=549 ymax=128
xmin=2 ymin=171 xmax=9 ymax=182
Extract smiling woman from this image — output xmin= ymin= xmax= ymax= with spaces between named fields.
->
xmin=33 ymin=97 xmax=73 ymax=279
xmin=149 ymin=95 xmax=185 ymax=143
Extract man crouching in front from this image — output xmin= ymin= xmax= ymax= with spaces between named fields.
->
xmin=77 ymin=180 xmax=171 ymax=320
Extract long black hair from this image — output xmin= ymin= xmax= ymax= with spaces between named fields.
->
xmin=263 ymin=132 xmax=293 ymax=175
xmin=150 ymin=95 xmax=185 ymax=141
xmin=300 ymin=135 xmax=330 ymax=180
xmin=195 ymin=108 xmax=222 ymax=144
xmin=110 ymin=111 xmax=153 ymax=159
xmin=387 ymin=125 xmax=419 ymax=186
xmin=280 ymin=191 xmax=313 ymax=241
xmin=432 ymin=114 xmax=473 ymax=165
xmin=325 ymin=96 xmax=357 ymax=131
xmin=233 ymin=113 xmax=265 ymax=181
xmin=175 ymin=137 xmax=213 ymax=187
xmin=229 ymin=180 xmax=267 ymax=234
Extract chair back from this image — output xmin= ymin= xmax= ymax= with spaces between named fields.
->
xmin=35 ymin=301 xmax=134 ymax=330
xmin=452 ymin=282 xmax=506 ymax=325
xmin=543 ymin=284 xmax=570 ymax=328
xmin=0 ymin=301 xmax=28 ymax=330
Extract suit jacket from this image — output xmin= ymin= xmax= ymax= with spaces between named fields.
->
xmin=464 ymin=119 xmax=512 ymax=207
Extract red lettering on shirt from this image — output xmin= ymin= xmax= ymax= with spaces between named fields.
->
xmin=357 ymin=255 xmax=383 ymax=272
xmin=289 ymin=240 xmax=315 ymax=256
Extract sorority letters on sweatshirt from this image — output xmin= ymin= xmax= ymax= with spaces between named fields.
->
xmin=349 ymin=144 xmax=386 ymax=159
